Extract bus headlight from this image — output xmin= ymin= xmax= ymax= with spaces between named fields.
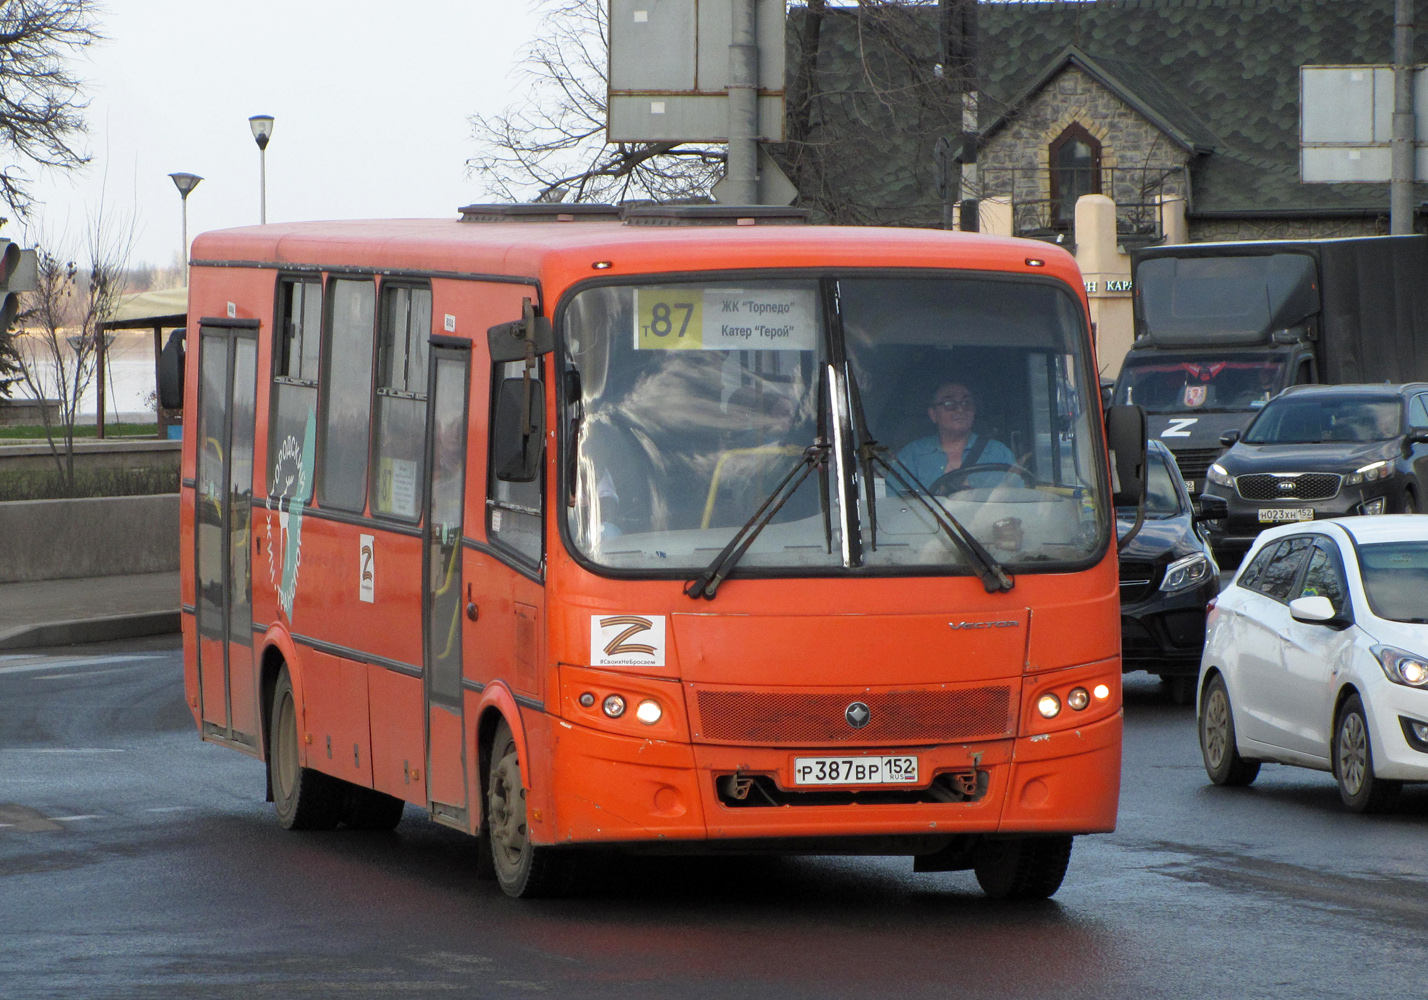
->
xmin=1067 ymin=687 xmax=1090 ymax=711
xmin=1037 ymin=693 xmax=1062 ymax=718
xmin=635 ymin=699 xmax=663 ymax=725
xmin=602 ymin=694 xmax=627 ymax=718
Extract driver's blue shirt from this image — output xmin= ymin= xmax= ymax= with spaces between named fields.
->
xmin=894 ymin=433 xmax=1017 ymax=491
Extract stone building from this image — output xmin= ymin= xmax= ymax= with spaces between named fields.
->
xmin=781 ymin=0 xmax=1427 ymax=371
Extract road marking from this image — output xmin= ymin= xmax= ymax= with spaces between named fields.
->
xmin=49 ymin=815 xmax=102 ymax=822
xmin=34 ymin=668 xmax=134 ymax=681
xmin=146 ymin=806 xmax=194 ymax=813
xmin=0 ymin=653 xmax=166 ymax=677
xmin=1 ymin=748 xmax=126 ymax=754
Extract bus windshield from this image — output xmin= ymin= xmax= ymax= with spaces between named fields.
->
xmin=562 ymin=275 xmax=1106 ymax=575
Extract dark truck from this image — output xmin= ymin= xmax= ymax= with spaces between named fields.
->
xmin=1112 ymin=235 xmax=1428 ymax=498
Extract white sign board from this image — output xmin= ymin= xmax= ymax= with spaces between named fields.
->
xmin=608 ymin=0 xmax=786 ymax=142
xmin=633 ymin=286 xmax=818 ymax=351
xmin=1301 ymin=65 xmax=1428 ymax=182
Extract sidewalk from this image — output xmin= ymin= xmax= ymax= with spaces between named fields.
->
xmin=0 ymin=571 xmax=180 ymax=651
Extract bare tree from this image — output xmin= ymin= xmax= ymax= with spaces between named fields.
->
xmin=467 ymin=0 xmax=726 ymax=204
xmin=0 ymin=0 xmax=102 ymax=221
xmin=11 ymin=204 xmax=135 ymax=490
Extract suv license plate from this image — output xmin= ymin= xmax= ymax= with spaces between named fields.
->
xmin=1259 ymin=508 xmax=1314 ymax=523
xmin=792 ymin=755 xmax=919 ymax=786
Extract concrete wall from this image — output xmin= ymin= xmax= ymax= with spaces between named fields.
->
xmin=0 ymin=438 xmax=179 ymax=474
xmin=0 ymin=494 xmax=179 ymax=583
xmin=0 ymin=399 xmax=61 ymax=427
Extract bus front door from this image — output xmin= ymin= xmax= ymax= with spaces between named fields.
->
xmin=193 ymin=321 xmax=260 ymax=748
xmin=423 ymin=344 xmax=471 ymax=826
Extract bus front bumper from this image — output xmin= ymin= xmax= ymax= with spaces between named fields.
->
xmin=535 ymin=711 xmax=1122 ymax=847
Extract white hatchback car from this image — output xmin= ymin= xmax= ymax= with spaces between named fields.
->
xmin=1198 ymin=515 xmax=1428 ymax=812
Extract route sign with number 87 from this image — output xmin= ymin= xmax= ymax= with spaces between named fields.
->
xmin=636 ymin=289 xmax=704 ymax=350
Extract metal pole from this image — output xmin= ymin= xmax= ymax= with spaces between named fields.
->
xmin=725 ymin=0 xmax=759 ymax=205
xmin=1392 ymin=0 xmax=1416 ymax=234
xmin=260 ymin=146 xmax=268 ymax=225
xmin=180 ymin=196 xmax=189 ymax=276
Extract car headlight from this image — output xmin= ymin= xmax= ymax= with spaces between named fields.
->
xmin=1206 ymin=463 xmax=1234 ymax=488
xmin=1346 ymin=460 xmax=1394 ymax=486
xmin=1161 ymin=552 xmax=1213 ymax=593
xmin=1373 ymin=645 xmax=1428 ymax=687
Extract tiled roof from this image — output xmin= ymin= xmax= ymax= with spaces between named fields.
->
xmin=798 ymin=0 xmax=1423 ymax=218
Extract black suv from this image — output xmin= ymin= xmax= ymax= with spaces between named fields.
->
xmin=1199 ymin=383 xmax=1428 ymax=560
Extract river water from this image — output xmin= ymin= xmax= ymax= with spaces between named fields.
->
xmin=9 ymin=330 xmax=161 ymax=423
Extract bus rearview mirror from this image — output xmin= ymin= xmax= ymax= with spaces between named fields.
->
xmin=1106 ymin=404 xmax=1147 ymax=507
xmin=493 ymin=376 xmax=545 ymax=482
xmin=487 ymin=307 xmax=554 ymax=364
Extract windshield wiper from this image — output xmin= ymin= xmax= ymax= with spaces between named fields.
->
xmin=684 ymin=442 xmax=831 ymax=600
xmin=840 ymin=363 xmax=1013 ymax=593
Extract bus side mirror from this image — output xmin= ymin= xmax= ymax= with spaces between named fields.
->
xmin=158 ymin=329 xmax=186 ymax=410
xmin=1106 ymin=404 xmax=1147 ymax=507
xmin=493 ymin=376 xmax=545 ymax=482
xmin=487 ymin=298 xmax=554 ymax=363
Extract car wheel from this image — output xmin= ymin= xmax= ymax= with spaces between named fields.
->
xmin=973 ymin=836 xmax=1073 ymax=900
xmin=1199 ymin=674 xmax=1260 ymax=786
xmin=270 ymin=667 xmax=343 ymax=830
xmin=1333 ymin=694 xmax=1401 ymax=814
xmin=1403 ymin=491 xmax=1417 ymax=515
xmin=487 ymin=719 xmax=575 ymax=898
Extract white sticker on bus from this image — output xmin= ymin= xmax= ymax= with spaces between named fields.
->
xmin=591 ymin=614 xmax=667 ymax=667
xmin=359 ymin=534 xmax=375 ymax=603
xmin=634 ymin=287 xmax=818 ymax=352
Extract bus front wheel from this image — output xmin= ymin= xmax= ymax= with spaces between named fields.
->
xmin=973 ymin=835 xmax=1073 ymax=899
xmin=269 ymin=666 xmax=343 ymax=831
xmin=487 ymin=719 xmax=574 ymax=898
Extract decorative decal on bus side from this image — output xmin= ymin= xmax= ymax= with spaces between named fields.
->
xmin=266 ymin=408 xmax=317 ymax=621
xmin=359 ymin=533 xmax=375 ymax=603
xmin=591 ymin=614 xmax=667 ymax=667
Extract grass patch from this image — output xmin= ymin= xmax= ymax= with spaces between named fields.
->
xmin=0 ymin=465 xmax=179 ymax=502
xmin=0 ymin=422 xmax=162 ymax=442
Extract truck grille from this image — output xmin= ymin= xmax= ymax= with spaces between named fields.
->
xmin=1235 ymin=473 xmax=1341 ymax=502
xmin=1119 ymin=560 xmax=1160 ymax=604
xmin=1168 ymin=447 xmax=1223 ymax=483
xmin=692 ymin=686 xmax=1015 ymax=746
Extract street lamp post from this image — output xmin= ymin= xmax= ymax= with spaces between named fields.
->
xmin=248 ymin=115 xmax=275 ymax=224
xmin=168 ymin=172 xmax=202 ymax=275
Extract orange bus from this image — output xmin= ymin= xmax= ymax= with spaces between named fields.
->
xmin=177 ymin=204 xmax=1144 ymax=900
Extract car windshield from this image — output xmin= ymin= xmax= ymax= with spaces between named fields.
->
xmin=1358 ymin=541 xmax=1428 ymax=622
xmin=1242 ymin=395 xmax=1401 ymax=444
xmin=1117 ymin=450 xmax=1182 ymax=519
xmin=562 ymin=275 xmax=1108 ymax=575
xmin=1114 ymin=352 xmax=1286 ymax=413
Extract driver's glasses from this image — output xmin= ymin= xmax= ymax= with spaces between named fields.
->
xmin=932 ymin=398 xmax=974 ymax=412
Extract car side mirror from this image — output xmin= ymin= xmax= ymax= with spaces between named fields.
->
xmin=1289 ymin=595 xmax=1339 ymax=625
xmin=1407 ymin=429 xmax=1428 ymax=446
xmin=1220 ymin=429 xmax=1240 ymax=447
xmin=1195 ymin=494 xmax=1229 ymax=523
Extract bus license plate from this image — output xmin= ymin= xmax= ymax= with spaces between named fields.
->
xmin=1258 ymin=508 xmax=1314 ymax=523
xmin=792 ymin=755 xmax=919 ymax=786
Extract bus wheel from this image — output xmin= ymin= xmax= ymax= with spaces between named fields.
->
xmin=973 ymin=836 xmax=1073 ymax=900
xmin=487 ymin=719 xmax=573 ymax=898
xmin=341 ymin=786 xmax=405 ymax=831
xmin=269 ymin=667 xmax=342 ymax=831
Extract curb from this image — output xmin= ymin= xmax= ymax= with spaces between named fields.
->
xmin=0 ymin=611 xmax=181 ymax=651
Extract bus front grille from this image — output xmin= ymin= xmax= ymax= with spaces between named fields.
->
xmin=692 ymin=686 xmax=1015 ymax=746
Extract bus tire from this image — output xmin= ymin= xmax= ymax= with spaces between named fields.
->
xmin=269 ymin=666 xmax=342 ymax=831
xmin=973 ymin=835 xmax=1073 ymax=900
xmin=487 ymin=719 xmax=573 ymax=898
xmin=341 ymin=786 xmax=405 ymax=831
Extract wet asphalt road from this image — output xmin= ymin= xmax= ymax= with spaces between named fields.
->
xmin=2 ymin=636 xmax=1425 ymax=1000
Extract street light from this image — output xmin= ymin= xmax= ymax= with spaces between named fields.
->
xmin=168 ymin=172 xmax=202 ymax=276
xmin=248 ymin=114 xmax=275 ymax=224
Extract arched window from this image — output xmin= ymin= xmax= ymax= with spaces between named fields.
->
xmin=1049 ymin=123 xmax=1102 ymax=226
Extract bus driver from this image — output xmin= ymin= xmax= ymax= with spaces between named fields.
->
xmin=895 ymin=381 xmax=1017 ymax=491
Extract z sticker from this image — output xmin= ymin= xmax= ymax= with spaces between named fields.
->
xmin=591 ymin=614 xmax=667 ymax=667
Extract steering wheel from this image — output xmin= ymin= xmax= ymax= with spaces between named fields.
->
xmin=929 ymin=463 xmax=1036 ymax=496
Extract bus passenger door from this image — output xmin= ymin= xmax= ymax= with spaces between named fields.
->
xmin=193 ymin=322 xmax=260 ymax=747
xmin=423 ymin=344 xmax=471 ymax=826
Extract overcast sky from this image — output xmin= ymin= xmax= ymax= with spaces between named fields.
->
xmin=21 ymin=1 xmax=543 ymax=268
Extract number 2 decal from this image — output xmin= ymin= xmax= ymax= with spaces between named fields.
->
xmin=1161 ymin=417 xmax=1199 ymax=438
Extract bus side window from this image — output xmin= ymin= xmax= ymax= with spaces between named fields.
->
xmin=371 ymin=284 xmax=431 ymax=521
xmin=488 ymin=359 xmax=544 ymax=567
xmin=269 ymin=277 xmax=322 ymax=502
xmin=318 ymin=277 xmax=377 ymax=512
